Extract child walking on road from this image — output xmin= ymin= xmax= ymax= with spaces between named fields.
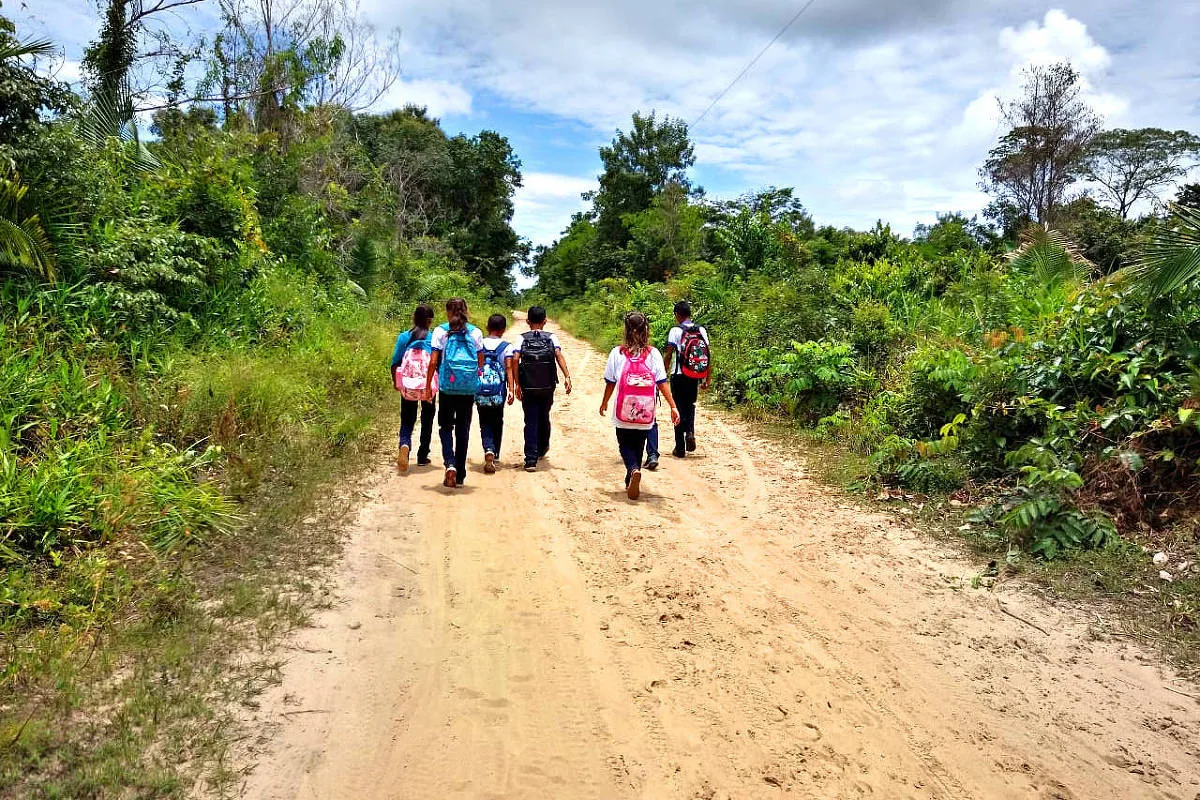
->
xmin=425 ymin=298 xmax=485 ymax=489
xmin=390 ymin=303 xmax=437 ymax=472
xmin=476 ymin=313 xmax=514 ymax=474
xmin=511 ymin=306 xmax=573 ymax=472
xmin=599 ymin=312 xmax=679 ymax=500
xmin=662 ymin=301 xmax=710 ymax=458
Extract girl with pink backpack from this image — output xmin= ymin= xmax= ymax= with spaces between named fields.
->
xmin=390 ymin=303 xmax=437 ymax=472
xmin=598 ymin=312 xmax=680 ymax=500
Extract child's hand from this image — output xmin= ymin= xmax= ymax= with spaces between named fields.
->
xmin=670 ymin=406 xmax=681 ymax=426
xmin=598 ymin=402 xmax=607 ymax=417
xmin=515 ymin=385 xmax=523 ymax=401
xmin=564 ymin=376 xmax=573 ymax=394
xmin=506 ymin=391 xmax=514 ymax=405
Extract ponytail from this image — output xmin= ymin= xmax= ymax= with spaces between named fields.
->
xmin=623 ymin=312 xmax=650 ymax=355
xmin=445 ymin=297 xmax=468 ymax=332
xmin=411 ymin=302 xmax=434 ymax=341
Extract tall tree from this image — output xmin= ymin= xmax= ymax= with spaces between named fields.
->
xmin=1178 ymin=183 xmax=1200 ymax=210
xmin=1084 ymin=128 xmax=1200 ymax=218
xmin=591 ymin=111 xmax=694 ymax=250
xmin=980 ymin=63 xmax=1101 ymax=226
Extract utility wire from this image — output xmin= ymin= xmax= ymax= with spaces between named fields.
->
xmin=690 ymin=0 xmax=818 ymax=130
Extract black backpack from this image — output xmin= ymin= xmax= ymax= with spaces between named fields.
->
xmin=518 ymin=331 xmax=557 ymax=396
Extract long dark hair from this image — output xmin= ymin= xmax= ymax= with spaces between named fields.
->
xmin=445 ymin=297 xmax=468 ymax=331
xmin=623 ymin=312 xmax=650 ymax=355
xmin=411 ymin=303 xmax=434 ymax=340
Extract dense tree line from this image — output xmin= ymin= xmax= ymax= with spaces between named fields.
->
xmin=537 ymin=63 xmax=1200 ymax=562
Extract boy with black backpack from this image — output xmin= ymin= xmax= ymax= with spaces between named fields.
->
xmin=511 ymin=306 xmax=573 ymax=472
xmin=662 ymin=301 xmax=711 ymax=458
xmin=476 ymin=314 xmax=514 ymax=474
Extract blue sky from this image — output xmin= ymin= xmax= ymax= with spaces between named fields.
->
xmin=13 ymin=0 xmax=1200 ymax=251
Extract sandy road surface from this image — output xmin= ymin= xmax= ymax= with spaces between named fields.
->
xmin=237 ymin=321 xmax=1200 ymax=800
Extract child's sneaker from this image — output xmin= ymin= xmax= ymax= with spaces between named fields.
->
xmin=397 ymin=444 xmax=410 ymax=472
xmin=443 ymin=467 xmax=457 ymax=488
xmin=626 ymin=469 xmax=642 ymax=500
xmin=524 ymin=460 xmax=537 ymax=472
xmin=484 ymin=452 xmax=496 ymax=474
xmin=685 ymin=433 xmax=697 ymax=452
xmin=644 ymin=455 xmax=659 ymax=471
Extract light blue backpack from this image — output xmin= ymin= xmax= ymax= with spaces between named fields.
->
xmin=438 ymin=324 xmax=481 ymax=395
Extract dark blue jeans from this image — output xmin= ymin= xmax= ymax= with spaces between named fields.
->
xmin=647 ymin=422 xmax=659 ymax=460
xmin=615 ymin=427 xmax=650 ymax=485
xmin=399 ymin=397 xmax=435 ymax=461
xmin=477 ymin=403 xmax=504 ymax=459
xmin=438 ymin=392 xmax=474 ymax=480
xmin=521 ymin=391 xmax=554 ymax=464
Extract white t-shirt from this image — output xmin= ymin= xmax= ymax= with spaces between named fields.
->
xmin=509 ymin=329 xmax=562 ymax=354
xmin=666 ymin=323 xmax=709 ymax=375
xmin=604 ymin=346 xmax=668 ymax=429
xmin=430 ymin=323 xmax=484 ymax=352
xmin=482 ymin=335 xmax=513 ymax=357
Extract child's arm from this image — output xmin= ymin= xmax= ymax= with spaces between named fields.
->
xmin=511 ymin=352 xmax=523 ymax=400
xmin=657 ymin=381 xmax=681 ymax=426
xmin=598 ymin=382 xmax=616 ymax=416
xmin=425 ymin=351 xmax=441 ymax=397
xmin=505 ymin=353 xmax=516 ymax=405
xmin=555 ymin=350 xmax=573 ymax=394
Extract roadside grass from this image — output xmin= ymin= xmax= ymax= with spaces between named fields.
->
xmin=553 ymin=310 xmax=1200 ymax=685
xmin=0 ymin=311 xmax=399 ymax=798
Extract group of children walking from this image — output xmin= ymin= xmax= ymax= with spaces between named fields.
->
xmin=390 ymin=298 xmax=710 ymax=499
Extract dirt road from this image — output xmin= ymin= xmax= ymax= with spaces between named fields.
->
xmin=238 ymin=321 xmax=1200 ymax=800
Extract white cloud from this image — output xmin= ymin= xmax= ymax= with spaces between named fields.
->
xmin=369 ymin=78 xmax=473 ymax=117
xmin=512 ymin=172 xmax=596 ymax=248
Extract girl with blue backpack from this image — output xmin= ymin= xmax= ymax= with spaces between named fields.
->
xmin=425 ymin=297 xmax=485 ymax=488
xmin=390 ymin=303 xmax=437 ymax=473
xmin=476 ymin=313 xmax=514 ymax=474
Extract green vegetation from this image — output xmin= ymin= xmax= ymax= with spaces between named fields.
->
xmin=1 ymin=3 xmax=517 ymax=793
xmin=535 ymin=66 xmax=1200 ymax=585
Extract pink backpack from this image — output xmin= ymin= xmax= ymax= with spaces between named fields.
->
xmin=395 ymin=334 xmax=437 ymax=401
xmin=615 ymin=348 xmax=657 ymax=428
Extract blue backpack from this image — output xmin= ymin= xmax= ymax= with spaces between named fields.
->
xmin=438 ymin=324 xmax=480 ymax=395
xmin=476 ymin=341 xmax=508 ymax=407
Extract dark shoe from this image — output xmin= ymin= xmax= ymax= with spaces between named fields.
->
xmin=417 ymin=457 xmax=431 ymax=466
xmin=524 ymin=461 xmax=537 ymax=472
xmin=672 ymin=448 xmax=685 ymax=458
xmin=538 ymin=447 xmax=549 ymax=459
xmin=644 ymin=456 xmax=659 ymax=471
xmin=686 ymin=433 xmax=697 ymax=452
xmin=443 ymin=467 xmax=457 ymax=488
xmin=484 ymin=452 xmax=496 ymax=474
xmin=627 ymin=469 xmax=642 ymax=500
xmin=397 ymin=444 xmax=410 ymax=473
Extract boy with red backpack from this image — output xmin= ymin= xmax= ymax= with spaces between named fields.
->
xmin=662 ymin=301 xmax=710 ymax=458
xmin=599 ymin=312 xmax=680 ymax=500
xmin=390 ymin=303 xmax=437 ymax=472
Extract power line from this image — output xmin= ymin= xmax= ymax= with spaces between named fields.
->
xmin=690 ymin=0 xmax=818 ymax=131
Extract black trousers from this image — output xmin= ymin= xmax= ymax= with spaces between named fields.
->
xmin=670 ymin=374 xmax=700 ymax=449
xmin=399 ymin=397 xmax=436 ymax=461
xmin=521 ymin=391 xmax=554 ymax=463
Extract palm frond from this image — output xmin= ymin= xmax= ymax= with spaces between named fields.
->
xmin=1005 ymin=225 xmax=1092 ymax=288
xmin=0 ymin=38 xmax=55 ymax=62
xmin=1129 ymin=203 xmax=1200 ymax=298
xmin=0 ymin=171 xmax=56 ymax=282
xmin=76 ymin=90 xmax=162 ymax=174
